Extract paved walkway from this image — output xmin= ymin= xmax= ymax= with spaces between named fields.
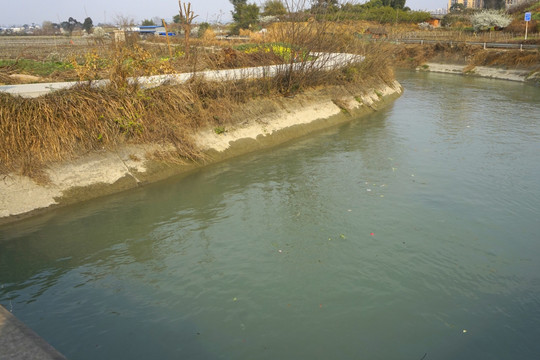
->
xmin=0 ymin=53 xmax=363 ymax=98
xmin=0 ymin=305 xmax=66 ymax=359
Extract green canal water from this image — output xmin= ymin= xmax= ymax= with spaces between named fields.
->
xmin=1 ymin=72 xmax=540 ymax=359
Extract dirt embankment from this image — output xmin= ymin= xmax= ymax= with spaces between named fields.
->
xmin=0 ymin=79 xmax=402 ymax=224
xmin=392 ymin=42 xmax=540 ymax=82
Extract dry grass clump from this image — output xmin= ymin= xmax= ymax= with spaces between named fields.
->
xmin=206 ymin=48 xmax=285 ymax=69
xmin=0 ymin=81 xmax=244 ymax=179
xmin=392 ymin=43 xmax=482 ymax=68
xmin=0 ymin=70 xmax=13 ymax=84
xmin=469 ymin=49 xmax=540 ymax=69
xmin=1 ymin=47 xmax=393 ymax=182
xmin=1 ymin=13 xmax=398 ymax=181
xmin=391 ymin=43 xmax=540 ymax=70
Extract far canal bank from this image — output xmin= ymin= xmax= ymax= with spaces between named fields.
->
xmin=416 ymin=62 xmax=540 ymax=83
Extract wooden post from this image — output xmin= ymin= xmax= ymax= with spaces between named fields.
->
xmin=162 ymin=19 xmax=173 ymax=58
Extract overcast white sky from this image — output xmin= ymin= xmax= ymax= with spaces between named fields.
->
xmin=1 ymin=0 xmax=448 ymax=26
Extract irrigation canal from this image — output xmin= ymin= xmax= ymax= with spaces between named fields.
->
xmin=1 ymin=71 xmax=539 ymax=359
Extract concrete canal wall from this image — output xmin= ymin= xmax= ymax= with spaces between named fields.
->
xmin=417 ymin=62 xmax=540 ymax=83
xmin=0 ymin=305 xmax=66 ymax=360
xmin=0 ymin=80 xmax=402 ymax=225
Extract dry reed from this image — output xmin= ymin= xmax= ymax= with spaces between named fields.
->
xmin=1 ymin=7 xmax=396 ymax=181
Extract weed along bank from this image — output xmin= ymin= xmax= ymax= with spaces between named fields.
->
xmin=2 ymin=0 xmax=540 ymax=358
xmin=2 ymin=71 xmax=539 ymax=360
xmin=0 ymin=40 xmax=402 ymax=224
xmin=0 ymin=68 xmax=402 ymax=223
xmin=0 ymin=0 xmax=409 ymax=225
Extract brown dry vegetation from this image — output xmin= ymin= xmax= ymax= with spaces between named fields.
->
xmin=469 ymin=49 xmax=540 ymax=67
xmin=392 ymin=42 xmax=540 ymax=70
xmin=0 ymin=19 xmax=394 ymax=181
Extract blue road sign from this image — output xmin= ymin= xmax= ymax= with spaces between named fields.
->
xmin=525 ymin=12 xmax=532 ymax=22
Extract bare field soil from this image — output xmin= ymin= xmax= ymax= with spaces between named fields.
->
xmin=0 ymin=36 xmax=112 ymax=60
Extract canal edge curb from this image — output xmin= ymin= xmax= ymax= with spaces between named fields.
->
xmin=0 ymin=305 xmax=67 ymax=360
xmin=0 ymin=80 xmax=402 ymax=226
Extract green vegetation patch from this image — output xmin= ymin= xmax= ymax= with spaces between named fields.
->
xmin=0 ymin=59 xmax=73 ymax=77
xmin=234 ymin=43 xmax=313 ymax=62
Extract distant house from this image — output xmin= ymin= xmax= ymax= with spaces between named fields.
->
xmin=448 ymin=0 xmax=484 ymax=9
xmin=448 ymin=0 xmax=526 ymax=9
xmin=427 ymin=14 xmax=444 ymax=28
xmin=138 ymin=26 xmax=175 ymax=36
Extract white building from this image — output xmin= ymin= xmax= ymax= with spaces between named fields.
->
xmin=448 ymin=0 xmax=484 ymax=9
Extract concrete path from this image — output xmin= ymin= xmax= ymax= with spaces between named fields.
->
xmin=0 ymin=305 xmax=67 ymax=359
xmin=0 ymin=53 xmax=363 ymax=98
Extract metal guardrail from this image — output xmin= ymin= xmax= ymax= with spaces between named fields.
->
xmin=395 ymin=38 xmax=540 ymax=50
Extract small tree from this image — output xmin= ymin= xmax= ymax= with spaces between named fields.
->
xmin=471 ymin=10 xmax=511 ymax=31
xmin=449 ymin=3 xmax=465 ymax=12
xmin=381 ymin=0 xmax=406 ymax=9
xmin=364 ymin=0 xmax=383 ymax=8
xmin=141 ymin=19 xmax=156 ymax=26
xmin=91 ymin=26 xmax=107 ymax=45
xmin=82 ymin=17 xmax=93 ymax=34
xmin=178 ymin=1 xmax=198 ymax=57
xmin=230 ymin=0 xmax=260 ymax=34
xmin=197 ymin=22 xmax=211 ymax=37
xmin=483 ymin=0 xmax=505 ymax=10
xmin=311 ymin=0 xmax=339 ymax=14
xmin=61 ymin=17 xmax=80 ymax=36
xmin=262 ymin=0 xmax=287 ymax=16
xmin=41 ymin=21 xmax=56 ymax=35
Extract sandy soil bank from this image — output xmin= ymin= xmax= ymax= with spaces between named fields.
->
xmin=417 ymin=63 xmax=540 ymax=83
xmin=0 ymin=80 xmax=402 ymax=225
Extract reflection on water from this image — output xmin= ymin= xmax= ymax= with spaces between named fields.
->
xmin=1 ymin=72 xmax=540 ymax=360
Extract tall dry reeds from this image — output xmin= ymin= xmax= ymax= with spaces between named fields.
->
xmin=0 ymin=1 xmax=396 ymax=181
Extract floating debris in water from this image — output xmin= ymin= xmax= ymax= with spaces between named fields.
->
xmin=462 ymin=329 xmax=467 ymax=334
xmin=233 ymin=297 xmax=238 ymax=302
xmin=278 ymin=249 xmax=283 ymax=253
xmin=340 ymin=234 xmax=346 ymax=239
xmin=370 ymin=233 xmax=375 ymax=236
